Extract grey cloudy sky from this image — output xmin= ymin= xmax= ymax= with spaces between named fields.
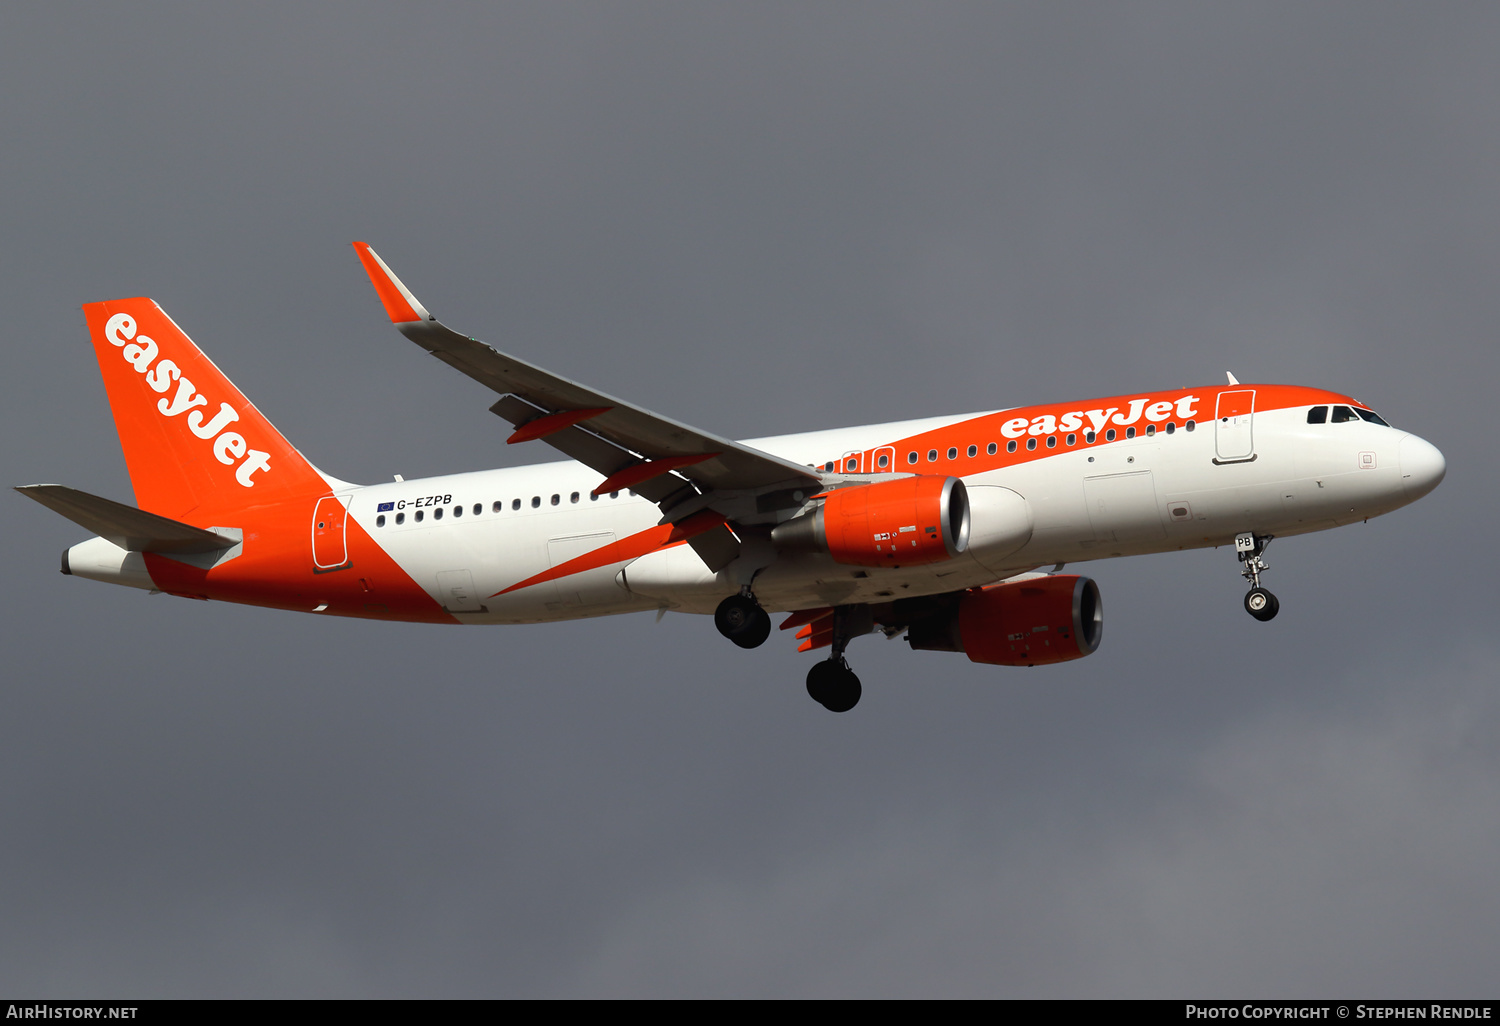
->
xmin=2 ymin=3 xmax=1497 ymax=997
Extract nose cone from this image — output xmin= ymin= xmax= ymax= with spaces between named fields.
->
xmin=1398 ymin=434 xmax=1446 ymax=501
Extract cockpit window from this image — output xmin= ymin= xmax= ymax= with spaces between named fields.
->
xmin=1331 ymin=405 xmax=1358 ymax=423
xmin=1307 ymin=406 xmax=1328 ymax=424
xmin=1355 ymin=408 xmax=1390 ymax=426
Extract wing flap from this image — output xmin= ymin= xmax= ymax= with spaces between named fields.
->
xmin=487 ymin=396 xmax=690 ymax=504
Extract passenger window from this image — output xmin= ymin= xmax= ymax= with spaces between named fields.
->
xmin=946 ymin=447 xmax=957 ymax=460
xmin=610 ymin=491 xmax=619 ymax=499
xmin=1145 ymin=424 xmax=1155 ymax=437
xmin=1332 ymin=405 xmax=1357 ymax=423
xmin=1006 ymin=440 xmax=1017 ymax=453
xmin=395 ymin=512 xmax=405 ymax=525
xmin=492 ymin=501 xmax=502 ymax=513
xmin=1307 ymin=406 xmax=1328 ymax=424
xmin=907 ymin=451 xmax=918 ymax=464
xmin=590 ymin=493 xmax=599 ymax=501
xmin=434 ymin=507 xmax=444 ymax=520
xmin=551 ymin=494 xmax=560 ymax=506
xmin=824 ymin=462 xmax=835 ymax=472
xmin=512 ymin=499 xmax=521 ymax=510
xmin=376 ymin=514 xmax=386 ymax=528
xmin=453 ymin=505 xmax=462 ymax=518
xmin=1106 ymin=429 xmax=1117 ymax=441
xmin=1126 ymin=427 xmax=1136 ymax=439
xmin=1085 ymin=431 xmax=1096 ymax=443
xmin=845 ymin=458 xmax=858 ymax=471
xmin=1026 ymin=438 xmax=1037 ymax=451
xmin=1355 ymin=408 xmax=1390 ymax=426
xmin=473 ymin=503 xmax=481 ymax=515
xmin=877 ymin=454 xmax=889 ymax=468
xmin=966 ymin=445 xmax=977 ymax=458
xmin=415 ymin=510 xmax=424 ymax=522
xmin=1066 ymin=433 xmax=1076 ymax=446
xmin=1166 ymin=422 xmax=1176 ymax=434
xmin=1046 ymin=436 xmax=1056 ymax=448
xmin=927 ymin=450 xmax=938 ymax=462
xmin=570 ymin=491 xmax=580 ymax=503
xmin=1185 ymin=420 xmax=1196 ymax=432
xmin=531 ymin=496 xmax=540 ymax=508
xmin=987 ymin=442 xmax=997 ymax=455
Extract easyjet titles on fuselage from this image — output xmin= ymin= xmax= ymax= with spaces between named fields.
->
xmin=998 ymin=394 xmax=1203 ymax=438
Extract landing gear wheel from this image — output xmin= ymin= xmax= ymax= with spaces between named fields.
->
xmin=715 ymin=594 xmax=771 ymax=649
xmin=1244 ymin=587 xmax=1280 ymax=622
xmin=806 ymin=660 xmax=862 ymax=713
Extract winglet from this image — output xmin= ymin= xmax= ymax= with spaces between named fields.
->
xmin=1226 ymin=371 xmax=1240 ymax=386
xmin=353 ymin=242 xmax=432 ymax=324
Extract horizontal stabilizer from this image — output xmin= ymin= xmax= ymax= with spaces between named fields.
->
xmin=16 ymin=484 xmax=236 ymax=554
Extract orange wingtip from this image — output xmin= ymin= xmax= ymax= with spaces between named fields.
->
xmin=352 ymin=241 xmax=426 ymax=323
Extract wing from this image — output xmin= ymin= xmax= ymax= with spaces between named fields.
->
xmin=353 ymin=243 xmax=827 ymax=565
xmin=352 ymin=246 xmax=834 ymax=573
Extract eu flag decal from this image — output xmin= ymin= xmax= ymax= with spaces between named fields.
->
xmin=377 ymin=501 xmax=395 ymax=512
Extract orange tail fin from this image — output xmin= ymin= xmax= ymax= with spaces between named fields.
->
xmin=84 ymin=298 xmax=331 ymax=521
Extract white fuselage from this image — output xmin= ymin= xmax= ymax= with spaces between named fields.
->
xmin=334 ymin=405 xmax=1436 ymax=624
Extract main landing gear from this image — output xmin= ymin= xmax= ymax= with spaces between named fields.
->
xmin=1236 ymin=532 xmax=1279 ymax=622
xmin=807 ymin=658 xmax=861 ymax=714
xmin=805 ymin=605 xmax=871 ymax=713
xmin=715 ymin=590 xmax=771 ymax=649
xmin=714 ymin=594 xmax=865 ymax=712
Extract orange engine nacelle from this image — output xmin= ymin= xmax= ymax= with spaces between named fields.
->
xmin=771 ymin=476 xmax=970 ymax=567
xmin=907 ymin=575 xmax=1103 ymax=666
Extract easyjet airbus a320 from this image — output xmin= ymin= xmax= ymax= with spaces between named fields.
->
xmin=19 ymin=244 xmax=1447 ymax=711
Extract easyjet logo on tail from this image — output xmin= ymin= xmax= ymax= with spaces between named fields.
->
xmin=104 ymin=312 xmax=271 ymax=487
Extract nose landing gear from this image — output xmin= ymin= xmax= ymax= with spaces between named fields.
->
xmin=1236 ymin=532 xmax=1279 ymax=622
xmin=714 ymin=589 xmax=772 ymax=648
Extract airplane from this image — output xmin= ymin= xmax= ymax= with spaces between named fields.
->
xmin=17 ymin=243 xmax=1447 ymax=712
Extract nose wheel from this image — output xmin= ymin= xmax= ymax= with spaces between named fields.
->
xmin=1236 ymin=532 xmax=1279 ymax=622
xmin=714 ymin=590 xmax=771 ymax=649
xmin=1244 ymin=586 xmax=1279 ymax=621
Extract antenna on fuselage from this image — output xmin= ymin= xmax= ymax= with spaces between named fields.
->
xmin=1225 ymin=371 xmax=1240 ymax=385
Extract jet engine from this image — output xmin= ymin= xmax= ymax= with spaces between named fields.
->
xmin=772 ymin=476 xmax=970 ymax=567
xmin=905 ymin=574 xmax=1102 ymax=666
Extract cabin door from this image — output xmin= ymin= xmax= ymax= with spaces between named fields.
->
xmin=312 ymin=495 xmax=351 ymax=571
xmin=1215 ymin=389 xmax=1256 ymax=462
